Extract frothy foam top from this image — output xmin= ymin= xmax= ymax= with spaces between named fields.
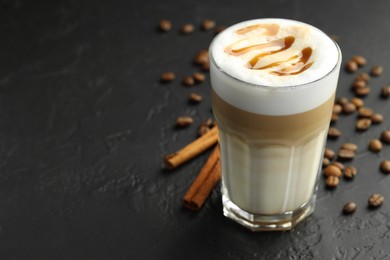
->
xmin=211 ymin=18 xmax=339 ymax=87
xmin=210 ymin=18 xmax=341 ymax=115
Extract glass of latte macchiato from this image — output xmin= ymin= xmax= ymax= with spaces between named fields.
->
xmin=210 ymin=18 xmax=341 ymax=231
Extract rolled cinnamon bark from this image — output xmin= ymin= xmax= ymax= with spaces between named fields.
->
xmin=164 ymin=126 xmax=218 ymax=169
xmin=183 ymin=145 xmax=221 ymax=211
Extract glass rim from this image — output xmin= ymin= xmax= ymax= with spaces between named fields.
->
xmin=209 ymin=19 xmax=342 ymax=91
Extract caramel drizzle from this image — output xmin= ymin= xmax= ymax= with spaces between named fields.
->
xmin=236 ymin=23 xmax=279 ymax=35
xmin=224 ymin=23 xmax=315 ymax=76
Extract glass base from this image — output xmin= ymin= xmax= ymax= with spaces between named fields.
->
xmin=222 ymin=194 xmax=316 ymax=231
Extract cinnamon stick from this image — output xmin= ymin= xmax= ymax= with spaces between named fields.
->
xmin=164 ymin=126 xmax=218 ymax=169
xmin=183 ymin=145 xmax=221 ymax=211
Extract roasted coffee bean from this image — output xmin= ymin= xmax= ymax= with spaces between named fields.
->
xmin=356 ymin=72 xmax=370 ymax=82
xmin=159 ymin=19 xmax=172 ymax=32
xmin=381 ymin=86 xmax=390 ymax=98
xmin=331 ymin=113 xmax=339 ymax=123
xmin=198 ymin=125 xmax=210 ymax=136
xmin=182 ymin=76 xmax=195 ymax=86
xmin=358 ymin=107 xmax=374 ymax=118
xmin=323 ymin=165 xmax=342 ymax=177
xmin=322 ymin=157 xmax=330 ymax=168
xmin=350 ymin=97 xmax=364 ymax=108
xmin=369 ymin=139 xmax=382 ymax=153
xmin=344 ymin=166 xmax=357 ymax=179
xmin=338 ymin=149 xmax=355 ymax=160
xmin=160 ymin=72 xmax=175 ymax=82
xmin=201 ymin=19 xmax=216 ymax=30
xmin=324 ymin=148 xmax=336 ymax=160
xmin=332 ymin=161 xmax=345 ymax=171
xmin=330 ymin=34 xmax=340 ymax=42
xmin=180 ymin=23 xmax=194 ymax=34
xmin=336 ymin=97 xmax=349 ymax=105
xmin=380 ymin=130 xmax=390 ymax=143
xmin=328 ymin=127 xmax=341 ymax=138
xmin=343 ymin=202 xmax=357 ymax=214
xmin=194 ymin=50 xmax=209 ymax=65
xmin=380 ymin=160 xmax=390 ymax=173
xmin=351 ymin=55 xmax=367 ymax=67
xmin=355 ymin=86 xmax=370 ymax=96
xmin=326 ymin=176 xmax=339 ymax=188
xmin=189 ymin=93 xmax=203 ymax=103
xmin=345 ymin=60 xmax=358 ymax=73
xmin=193 ymin=72 xmax=206 ymax=82
xmin=352 ymin=80 xmax=366 ymax=89
xmin=342 ymin=102 xmax=356 ymax=114
xmin=214 ymin=25 xmax=226 ymax=34
xmin=368 ymin=193 xmax=384 ymax=208
xmin=176 ymin=116 xmax=194 ymax=127
xmin=333 ymin=104 xmax=342 ymax=114
xmin=371 ymin=113 xmax=383 ymax=124
xmin=202 ymin=118 xmax=216 ymax=127
xmin=356 ymin=118 xmax=371 ymax=131
xmin=370 ymin=65 xmax=383 ymax=77
xmin=201 ymin=62 xmax=210 ymax=71
xmin=341 ymin=143 xmax=358 ymax=152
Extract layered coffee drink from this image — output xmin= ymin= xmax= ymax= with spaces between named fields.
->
xmin=210 ymin=18 xmax=341 ymax=230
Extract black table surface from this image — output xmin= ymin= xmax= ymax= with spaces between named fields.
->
xmin=1 ymin=0 xmax=390 ymax=259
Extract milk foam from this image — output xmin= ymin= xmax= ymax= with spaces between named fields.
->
xmin=210 ymin=18 xmax=341 ymax=115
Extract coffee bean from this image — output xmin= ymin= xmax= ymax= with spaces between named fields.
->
xmin=182 ymin=76 xmax=195 ymax=86
xmin=331 ymin=113 xmax=339 ymax=123
xmin=176 ymin=116 xmax=194 ymax=127
xmin=350 ymin=98 xmax=364 ymax=108
xmin=180 ymin=23 xmax=194 ymax=34
xmin=371 ymin=113 xmax=383 ymax=124
xmin=159 ymin=19 xmax=172 ymax=32
xmin=352 ymin=80 xmax=366 ymax=89
xmin=344 ymin=166 xmax=357 ymax=179
xmin=380 ymin=130 xmax=390 ymax=143
xmin=160 ymin=72 xmax=175 ymax=82
xmin=215 ymin=25 xmax=226 ymax=34
xmin=338 ymin=149 xmax=355 ymax=160
xmin=201 ymin=19 xmax=216 ymax=30
xmin=370 ymin=65 xmax=383 ymax=77
xmin=369 ymin=139 xmax=382 ymax=153
xmin=189 ymin=93 xmax=203 ymax=103
xmin=324 ymin=148 xmax=336 ymax=160
xmin=328 ymin=127 xmax=341 ymax=138
xmin=355 ymin=86 xmax=370 ymax=96
xmin=198 ymin=125 xmax=210 ymax=136
xmin=356 ymin=72 xmax=370 ymax=82
xmin=201 ymin=62 xmax=210 ymax=71
xmin=322 ymin=157 xmax=330 ymax=168
xmin=356 ymin=118 xmax=371 ymax=131
xmin=193 ymin=72 xmax=206 ymax=82
xmin=358 ymin=107 xmax=374 ymax=118
xmin=323 ymin=165 xmax=342 ymax=178
xmin=342 ymin=102 xmax=356 ymax=114
xmin=326 ymin=176 xmax=339 ymax=188
xmin=368 ymin=193 xmax=384 ymax=208
xmin=336 ymin=97 xmax=349 ymax=105
xmin=330 ymin=34 xmax=340 ymax=42
xmin=343 ymin=202 xmax=357 ymax=214
xmin=194 ymin=50 xmax=209 ymax=65
xmin=331 ymin=161 xmax=345 ymax=171
xmin=333 ymin=104 xmax=342 ymax=114
xmin=381 ymin=86 xmax=390 ymax=98
xmin=380 ymin=160 xmax=390 ymax=173
xmin=351 ymin=55 xmax=367 ymax=67
xmin=341 ymin=143 xmax=358 ymax=152
xmin=345 ymin=60 xmax=358 ymax=73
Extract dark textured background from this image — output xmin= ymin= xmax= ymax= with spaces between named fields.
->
xmin=1 ymin=0 xmax=390 ymax=259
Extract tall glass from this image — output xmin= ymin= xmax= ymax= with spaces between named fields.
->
xmin=210 ymin=18 xmax=341 ymax=231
